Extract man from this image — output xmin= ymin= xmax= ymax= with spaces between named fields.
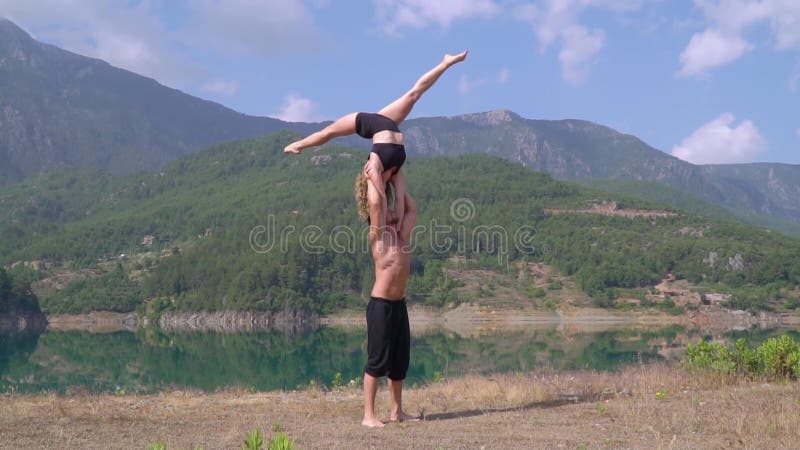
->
xmin=359 ymin=177 xmax=418 ymax=428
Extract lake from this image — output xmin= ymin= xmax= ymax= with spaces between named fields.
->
xmin=1 ymin=324 xmax=796 ymax=394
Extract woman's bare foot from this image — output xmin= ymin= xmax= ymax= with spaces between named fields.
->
xmin=389 ymin=410 xmax=419 ymax=422
xmin=283 ymin=143 xmax=302 ymax=154
xmin=361 ymin=417 xmax=385 ymax=428
xmin=443 ymin=50 xmax=468 ymax=67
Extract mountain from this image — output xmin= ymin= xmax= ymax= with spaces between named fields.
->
xmin=0 ymin=18 xmax=320 ymax=179
xmin=3 ymin=132 xmax=800 ymax=316
xmin=401 ymin=110 xmax=800 ymax=235
xmin=2 ymin=19 xmax=799 ymax=235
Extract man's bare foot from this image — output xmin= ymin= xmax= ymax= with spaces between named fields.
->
xmin=283 ymin=143 xmax=302 ymax=154
xmin=361 ymin=417 xmax=385 ymax=428
xmin=444 ymin=50 xmax=468 ymax=67
xmin=389 ymin=411 xmax=419 ymax=422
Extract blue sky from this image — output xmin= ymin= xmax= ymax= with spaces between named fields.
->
xmin=2 ymin=0 xmax=799 ymax=164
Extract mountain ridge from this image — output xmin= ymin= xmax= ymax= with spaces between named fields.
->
xmin=0 ymin=18 xmax=320 ymax=177
xmin=400 ymin=109 xmax=800 ymax=234
xmin=1 ymin=18 xmax=799 ymax=234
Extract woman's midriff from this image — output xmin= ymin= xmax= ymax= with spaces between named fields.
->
xmin=372 ymin=130 xmax=404 ymax=145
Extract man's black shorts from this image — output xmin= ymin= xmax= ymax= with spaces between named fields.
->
xmin=364 ymin=296 xmax=410 ymax=381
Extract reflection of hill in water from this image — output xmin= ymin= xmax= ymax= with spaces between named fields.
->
xmin=1 ymin=325 xmax=795 ymax=394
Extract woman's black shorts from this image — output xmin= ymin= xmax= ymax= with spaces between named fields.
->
xmin=364 ymin=296 xmax=410 ymax=381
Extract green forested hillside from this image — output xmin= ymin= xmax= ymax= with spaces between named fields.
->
xmin=578 ymin=179 xmax=800 ymax=237
xmin=2 ymin=132 xmax=799 ymax=315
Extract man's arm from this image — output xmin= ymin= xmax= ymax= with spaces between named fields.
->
xmin=397 ymin=191 xmax=417 ymax=243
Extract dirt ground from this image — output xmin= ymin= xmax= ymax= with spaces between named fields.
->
xmin=2 ymin=365 xmax=799 ymax=449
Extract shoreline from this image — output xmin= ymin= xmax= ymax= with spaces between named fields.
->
xmin=37 ymin=303 xmax=800 ymax=335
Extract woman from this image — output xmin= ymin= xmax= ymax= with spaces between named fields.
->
xmin=284 ymin=51 xmax=468 ymax=224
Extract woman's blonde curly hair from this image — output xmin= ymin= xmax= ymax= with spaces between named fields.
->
xmin=354 ymin=171 xmax=370 ymax=222
xmin=354 ymin=172 xmax=395 ymax=223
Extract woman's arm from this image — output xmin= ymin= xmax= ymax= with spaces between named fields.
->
xmin=363 ymin=155 xmax=389 ymax=219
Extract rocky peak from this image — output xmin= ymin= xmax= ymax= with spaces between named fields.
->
xmin=458 ymin=109 xmax=519 ymax=126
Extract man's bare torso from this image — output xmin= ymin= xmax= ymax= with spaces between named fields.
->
xmin=370 ymin=227 xmax=411 ymax=300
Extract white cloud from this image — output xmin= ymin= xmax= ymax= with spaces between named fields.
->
xmin=186 ymin=0 xmax=321 ymax=57
xmin=496 ymin=67 xmax=511 ymax=83
xmin=275 ymin=93 xmax=320 ymax=122
xmin=374 ymin=0 xmax=500 ymax=35
xmin=202 ymin=80 xmax=239 ymax=96
xmin=516 ymin=0 xmax=640 ymax=86
xmin=457 ymin=74 xmax=486 ymax=95
xmin=677 ymin=29 xmax=752 ymax=77
xmin=559 ymin=24 xmax=605 ymax=85
xmin=457 ymin=68 xmax=511 ymax=95
xmin=0 ymin=0 xmax=324 ymax=87
xmin=0 ymin=0 xmax=198 ymax=85
xmin=678 ymin=0 xmax=800 ymax=77
xmin=671 ymin=113 xmax=765 ymax=164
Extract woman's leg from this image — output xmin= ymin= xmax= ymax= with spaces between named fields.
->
xmin=283 ymin=112 xmax=358 ymax=154
xmin=378 ymin=51 xmax=467 ymax=125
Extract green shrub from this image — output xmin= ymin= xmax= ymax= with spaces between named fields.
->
xmin=733 ymin=338 xmax=759 ymax=374
xmin=684 ymin=340 xmax=735 ymax=375
xmin=684 ymin=334 xmax=800 ymax=380
xmin=758 ymin=335 xmax=800 ymax=379
xmin=531 ymin=287 xmax=546 ymax=298
xmin=243 ymin=429 xmax=263 ymax=450
xmin=331 ymin=372 xmax=342 ymax=390
xmin=268 ymin=433 xmax=294 ymax=450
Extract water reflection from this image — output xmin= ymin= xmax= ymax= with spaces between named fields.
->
xmin=0 ymin=325 xmax=794 ymax=394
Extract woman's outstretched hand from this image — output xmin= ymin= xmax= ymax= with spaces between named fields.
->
xmin=443 ymin=50 xmax=468 ymax=67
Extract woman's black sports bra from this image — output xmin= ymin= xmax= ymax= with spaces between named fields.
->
xmin=356 ymin=112 xmax=406 ymax=172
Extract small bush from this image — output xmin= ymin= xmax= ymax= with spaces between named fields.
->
xmin=684 ymin=340 xmax=736 ymax=375
xmin=243 ymin=429 xmax=263 ymax=450
xmin=268 ymin=433 xmax=294 ymax=450
xmin=758 ymin=335 xmax=800 ymax=379
xmin=684 ymin=335 xmax=800 ymax=380
xmin=330 ymin=372 xmax=342 ymax=390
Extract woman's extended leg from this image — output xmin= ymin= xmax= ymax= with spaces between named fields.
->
xmin=283 ymin=112 xmax=358 ymax=154
xmin=378 ymin=51 xmax=467 ymax=125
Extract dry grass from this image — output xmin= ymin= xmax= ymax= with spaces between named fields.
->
xmin=2 ymin=365 xmax=799 ymax=449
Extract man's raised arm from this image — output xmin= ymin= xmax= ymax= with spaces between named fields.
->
xmin=397 ymin=191 xmax=417 ymax=243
